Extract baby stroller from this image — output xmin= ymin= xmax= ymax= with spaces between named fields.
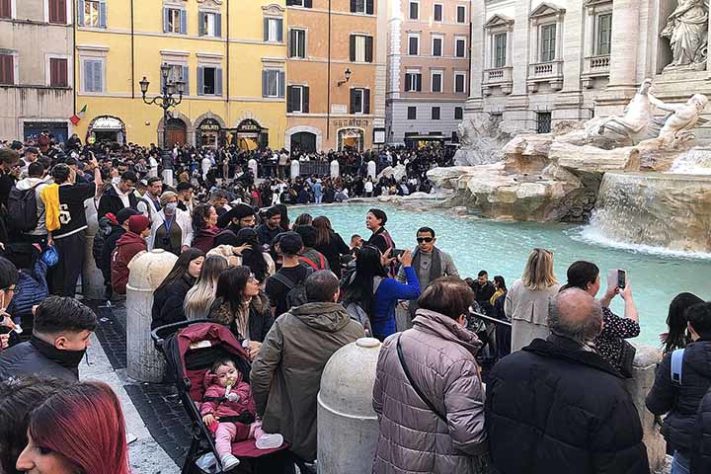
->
xmin=152 ymin=320 xmax=308 ymax=473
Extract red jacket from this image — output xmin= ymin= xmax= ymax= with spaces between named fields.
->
xmin=111 ymin=231 xmax=147 ymax=295
xmin=200 ymin=372 xmax=256 ymax=419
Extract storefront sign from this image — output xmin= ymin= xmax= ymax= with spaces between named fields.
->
xmin=333 ymin=118 xmax=370 ymax=128
xmin=199 ymin=119 xmax=221 ymax=132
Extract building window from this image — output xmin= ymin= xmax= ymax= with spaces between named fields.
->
xmin=0 ymin=54 xmax=14 ymax=85
xmin=537 ymin=112 xmax=552 ymax=133
xmin=405 ymin=71 xmax=422 ymax=92
xmin=409 ymin=1 xmax=418 ymax=19
xmin=454 ymin=72 xmax=466 ymax=93
xmin=350 ymin=35 xmax=373 ymax=62
xmin=433 ymin=3 xmax=442 ymax=22
xmin=289 ymin=29 xmax=306 ymax=58
xmin=455 ymin=37 xmax=467 ymax=58
xmin=49 ymin=0 xmax=67 ymax=24
xmin=199 ymin=12 xmax=222 ymax=37
xmin=164 ymin=7 xmax=187 ymax=34
xmin=287 ymin=0 xmax=312 ymax=7
xmin=198 ymin=66 xmax=222 ymax=96
xmin=431 ymin=71 xmax=442 ymax=92
xmin=79 ymin=0 xmax=107 ymax=28
xmin=408 ymin=34 xmax=419 ymax=55
xmin=596 ymin=13 xmax=612 ymax=55
xmin=431 ymin=107 xmax=440 ymax=120
xmin=0 ymin=0 xmax=11 ymax=19
xmin=457 ymin=5 xmax=466 ymax=23
xmin=540 ymin=24 xmax=556 ymax=62
xmin=454 ymin=107 xmax=463 ymax=120
xmin=287 ymin=85 xmax=309 ymax=113
xmin=161 ymin=64 xmax=189 ymax=94
xmin=82 ymin=58 xmax=104 ymax=92
xmin=407 ymin=106 xmax=417 ymax=120
xmin=350 ymin=0 xmax=374 ymax=15
xmin=494 ymin=33 xmax=507 ymax=67
xmin=432 ymin=36 xmax=443 ymax=57
xmin=350 ymin=88 xmax=370 ymax=114
xmin=264 ymin=18 xmax=284 ymax=42
xmin=49 ymin=58 xmax=68 ymax=87
xmin=262 ymin=69 xmax=285 ymax=98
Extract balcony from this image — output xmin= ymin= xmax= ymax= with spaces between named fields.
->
xmin=483 ymin=67 xmax=513 ymax=95
xmin=527 ymin=60 xmax=563 ymax=92
xmin=581 ymin=55 xmax=611 ymax=88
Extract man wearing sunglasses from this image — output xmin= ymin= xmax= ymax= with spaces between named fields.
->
xmin=397 ymin=227 xmax=459 ymax=326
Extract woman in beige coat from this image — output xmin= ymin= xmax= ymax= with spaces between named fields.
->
xmin=372 ymin=277 xmax=489 ymax=474
xmin=506 ymin=248 xmax=560 ymax=351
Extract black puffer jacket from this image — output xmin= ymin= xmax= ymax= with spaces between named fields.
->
xmin=646 ymin=340 xmax=711 ymax=453
xmin=151 ymin=275 xmax=195 ymax=330
xmin=486 ymin=335 xmax=649 ymax=474
xmin=692 ymin=388 xmax=711 ymax=473
xmin=0 ymin=337 xmax=79 ymax=382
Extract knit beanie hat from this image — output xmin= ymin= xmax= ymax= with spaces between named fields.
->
xmin=128 ymin=215 xmax=150 ymax=234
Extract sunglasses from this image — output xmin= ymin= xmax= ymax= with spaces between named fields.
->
xmin=416 ymin=237 xmax=434 ymax=243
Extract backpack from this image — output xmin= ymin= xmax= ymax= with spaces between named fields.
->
xmin=298 ymin=251 xmax=327 ymax=271
xmin=7 ymin=184 xmax=41 ymax=233
xmin=271 ymin=266 xmax=314 ymax=311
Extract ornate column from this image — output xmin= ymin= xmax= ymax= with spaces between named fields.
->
xmin=468 ymin=0 xmax=485 ymax=113
xmin=606 ymin=0 xmax=640 ymax=95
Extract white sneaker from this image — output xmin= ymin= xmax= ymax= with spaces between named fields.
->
xmin=220 ymin=453 xmax=240 ymax=471
xmin=256 ymin=433 xmax=284 ymax=450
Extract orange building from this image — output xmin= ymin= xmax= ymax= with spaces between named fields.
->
xmin=285 ymin=0 xmax=387 ymax=152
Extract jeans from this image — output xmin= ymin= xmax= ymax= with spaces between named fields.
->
xmin=671 ymin=450 xmax=690 ymax=474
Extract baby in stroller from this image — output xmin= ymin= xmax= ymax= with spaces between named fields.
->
xmin=200 ymin=358 xmax=283 ymax=471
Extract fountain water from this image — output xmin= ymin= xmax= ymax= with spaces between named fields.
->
xmin=669 ymin=147 xmax=711 ymax=175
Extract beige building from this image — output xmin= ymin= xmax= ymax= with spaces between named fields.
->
xmin=386 ymin=0 xmax=471 ymax=145
xmin=285 ymin=0 xmax=387 ymax=152
xmin=0 ymin=0 xmax=74 ymax=142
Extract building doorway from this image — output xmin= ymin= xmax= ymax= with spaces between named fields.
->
xmin=88 ymin=116 xmax=126 ymax=144
xmin=198 ymin=118 xmax=221 ymax=148
xmin=290 ymin=132 xmax=317 ymax=153
xmin=337 ymin=128 xmax=364 ymax=152
xmin=166 ymin=118 xmax=187 ymax=147
xmin=235 ymin=119 xmax=268 ymax=150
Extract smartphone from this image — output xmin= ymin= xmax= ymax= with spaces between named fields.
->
xmin=617 ymin=269 xmax=626 ymax=290
xmin=392 ymin=249 xmax=405 ymax=259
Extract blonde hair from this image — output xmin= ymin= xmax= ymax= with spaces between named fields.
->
xmin=184 ymin=256 xmax=228 ymax=319
xmin=521 ymin=248 xmax=557 ymax=290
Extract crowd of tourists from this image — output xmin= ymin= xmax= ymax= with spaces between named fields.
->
xmin=0 ymin=136 xmax=711 ymax=473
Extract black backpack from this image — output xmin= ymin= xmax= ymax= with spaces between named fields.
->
xmin=271 ymin=266 xmax=314 ymax=311
xmin=7 ymin=184 xmax=41 ymax=233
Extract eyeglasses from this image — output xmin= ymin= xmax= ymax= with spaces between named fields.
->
xmin=416 ymin=237 xmax=434 ymax=243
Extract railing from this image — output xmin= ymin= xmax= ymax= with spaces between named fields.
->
xmin=483 ymin=66 xmax=513 ymax=85
xmin=528 ymin=60 xmax=563 ymax=80
xmin=584 ymin=54 xmax=611 ymax=74
xmin=468 ymin=307 xmax=512 ymax=327
xmin=297 ymin=161 xmax=330 ymax=177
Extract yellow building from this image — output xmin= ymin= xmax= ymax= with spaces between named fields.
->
xmin=73 ymin=0 xmax=287 ymax=149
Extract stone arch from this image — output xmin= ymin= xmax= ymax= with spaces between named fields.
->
xmin=157 ymin=112 xmax=194 ymax=146
xmin=87 ymin=115 xmax=127 ymax=144
xmin=285 ymin=125 xmax=323 ymax=152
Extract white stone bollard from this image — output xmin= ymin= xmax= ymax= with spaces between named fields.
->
xmin=330 ymin=160 xmax=340 ymax=178
xmin=318 ymin=338 xmax=382 ymax=473
xmin=162 ymin=168 xmax=174 ymax=188
xmin=291 ymin=160 xmax=300 ymax=179
xmin=126 ymin=249 xmax=178 ymax=382
xmin=248 ymin=158 xmax=258 ymax=178
xmin=367 ymin=160 xmax=376 ymax=178
xmin=82 ymin=200 xmax=105 ymax=300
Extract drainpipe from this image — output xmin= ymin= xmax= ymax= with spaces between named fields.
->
xmin=226 ymin=0 xmax=230 ymax=102
xmin=72 ymin=2 xmax=77 ymax=117
xmin=131 ymin=0 xmax=135 ymax=98
xmin=326 ymin=0 xmax=332 ymax=142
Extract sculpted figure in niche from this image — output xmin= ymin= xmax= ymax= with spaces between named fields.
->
xmin=648 ymin=94 xmax=709 ymax=145
xmin=661 ymin=0 xmax=709 ymax=69
xmin=597 ymin=79 xmax=657 ymax=143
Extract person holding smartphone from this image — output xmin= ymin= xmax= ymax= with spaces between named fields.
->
xmin=0 ymin=257 xmax=19 ymax=352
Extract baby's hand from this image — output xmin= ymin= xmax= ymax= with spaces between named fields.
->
xmin=226 ymin=392 xmax=240 ymax=402
xmin=202 ymin=414 xmax=217 ymax=427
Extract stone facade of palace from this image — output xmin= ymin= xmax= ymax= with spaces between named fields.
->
xmin=467 ymin=0 xmax=711 ymax=141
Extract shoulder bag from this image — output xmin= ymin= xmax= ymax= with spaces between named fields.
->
xmin=396 ymin=334 xmax=447 ymax=423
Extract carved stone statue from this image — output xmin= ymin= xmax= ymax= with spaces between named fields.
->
xmin=650 ymin=94 xmax=709 ymax=145
xmin=661 ymin=0 xmax=709 ymax=69
xmin=596 ymin=79 xmax=657 ymax=143
xmin=454 ymin=115 xmax=511 ymax=166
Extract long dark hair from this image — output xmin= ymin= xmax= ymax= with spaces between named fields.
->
xmin=192 ymin=204 xmax=214 ymax=232
xmin=341 ymin=245 xmax=388 ymax=317
xmin=664 ymin=292 xmax=704 ymax=353
xmin=294 ymin=213 xmax=313 ymax=226
xmin=561 ymin=261 xmax=599 ymax=291
xmin=312 ymin=216 xmax=333 ymax=246
xmin=236 ymin=228 xmax=268 ymax=283
xmin=493 ymin=275 xmax=507 ymax=292
xmin=215 ymin=266 xmax=251 ymax=310
xmin=156 ymin=248 xmax=205 ymax=293
xmin=275 ymin=204 xmax=290 ymax=231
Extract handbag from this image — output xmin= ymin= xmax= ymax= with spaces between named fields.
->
xmin=396 ymin=335 xmax=447 ymax=423
xmin=617 ymin=339 xmax=636 ymax=378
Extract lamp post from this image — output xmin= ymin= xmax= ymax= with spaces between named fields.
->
xmin=140 ymin=63 xmax=184 ymax=187
xmin=337 ymin=68 xmax=352 ymax=87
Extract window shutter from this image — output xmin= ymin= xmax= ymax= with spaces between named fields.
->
xmin=263 ymin=18 xmax=269 ymax=41
xmin=199 ymin=13 xmax=205 ymax=36
xmin=364 ymin=89 xmax=370 ymax=114
xmin=278 ymin=71 xmax=285 ymax=97
xmin=215 ymin=13 xmax=222 ymax=37
xmin=197 ymin=67 xmax=204 ymax=95
xmin=262 ymin=70 xmax=268 ymax=97
xmin=350 ymin=0 xmax=356 ymax=12
xmin=286 ymin=86 xmax=294 ymax=113
xmin=350 ymin=89 xmax=356 ymax=114
xmin=83 ymin=60 xmax=91 ymax=91
xmin=215 ymin=68 xmax=223 ymax=96
xmin=417 ymin=74 xmax=422 ymax=91
xmin=287 ymin=29 xmax=293 ymax=56
xmin=163 ymin=8 xmax=169 ymax=33
xmin=93 ymin=60 xmax=102 ymax=92
xmin=304 ymin=0 xmax=313 ymax=7
xmin=365 ymin=36 xmax=373 ymax=62
xmin=303 ymin=86 xmax=309 ymax=113
xmin=349 ymin=36 xmax=356 ymax=62
xmin=182 ymin=65 xmax=189 ymax=95
xmin=277 ymin=19 xmax=283 ymax=42
xmin=99 ymin=0 xmax=106 ymax=28
xmin=299 ymin=31 xmax=306 ymax=57
xmin=366 ymin=0 xmax=374 ymax=14
xmin=180 ymin=9 xmax=187 ymax=34
xmin=77 ymin=0 xmax=85 ymax=25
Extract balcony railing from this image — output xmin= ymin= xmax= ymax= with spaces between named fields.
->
xmin=528 ymin=60 xmax=563 ymax=80
xmin=583 ymin=55 xmax=611 ymax=74
xmin=483 ymin=67 xmax=513 ymax=85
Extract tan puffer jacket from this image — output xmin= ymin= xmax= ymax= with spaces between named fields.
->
xmin=372 ymin=309 xmax=488 ymax=474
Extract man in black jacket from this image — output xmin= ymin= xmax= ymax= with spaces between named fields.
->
xmin=486 ymin=288 xmax=649 ymax=474
xmin=648 ymin=301 xmax=711 ymax=473
xmin=98 ymin=170 xmax=138 ymax=218
xmin=0 ymin=296 xmax=97 ymax=382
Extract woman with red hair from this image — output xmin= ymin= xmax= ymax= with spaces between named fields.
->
xmin=15 ymin=381 xmax=130 ymax=474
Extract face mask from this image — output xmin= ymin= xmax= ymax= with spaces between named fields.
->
xmin=165 ymin=202 xmax=178 ymax=215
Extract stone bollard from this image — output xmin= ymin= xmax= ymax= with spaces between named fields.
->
xmin=330 ymin=160 xmax=340 ymax=178
xmin=367 ymin=160 xmax=376 ymax=178
xmin=626 ymin=344 xmax=665 ymax=473
xmin=82 ymin=200 xmax=105 ymax=300
xmin=126 ymin=249 xmax=178 ymax=382
xmin=318 ymin=338 xmax=382 ymax=473
xmin=248 ymin=158 xmax=258 ymax=178
xmin=291 ymin=160 xmax=300 ymax=179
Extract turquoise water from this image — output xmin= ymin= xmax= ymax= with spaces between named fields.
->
xmin=294 ymin=203 xmax=711 ymax=347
